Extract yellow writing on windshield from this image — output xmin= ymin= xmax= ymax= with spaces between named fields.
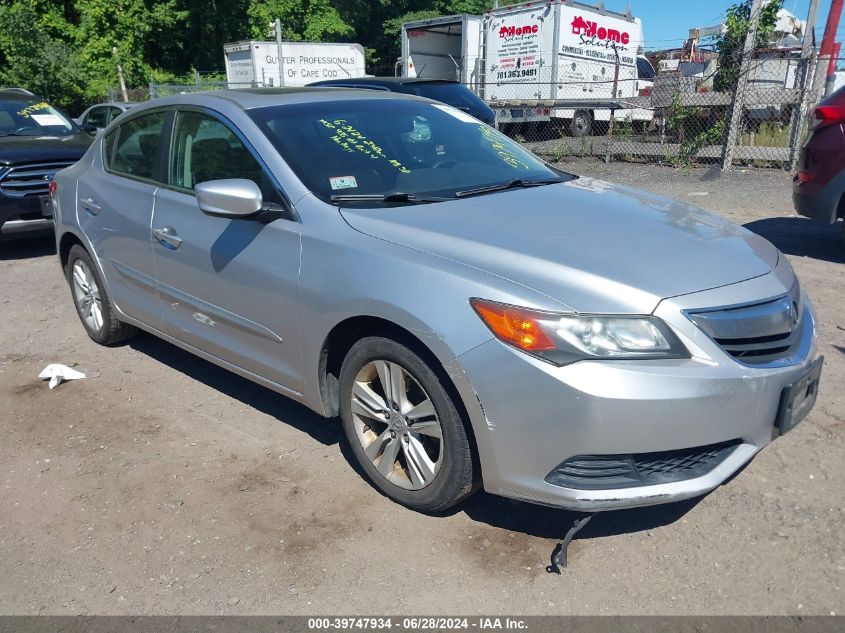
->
xmin=17 ymin=101 xmax=51 ymax=118
xmin=479 ymin=125 xmax=531 ymax=170
xmin=319 ymin=119 xmax=412 ymax=174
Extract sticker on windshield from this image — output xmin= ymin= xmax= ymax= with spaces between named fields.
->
xmin=318 ymin=119 xmax=412 ymax=174
xmin=30 ymin=114 xmax=66 ymax=127
xmin=330 ymin=175 xmax=358 ymax=191
xmin=432 ymin=104 xmax=478 ymax=124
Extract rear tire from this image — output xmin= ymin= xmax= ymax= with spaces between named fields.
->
xmin=66 ymin=244 xmax=137 ymax=346
xmin=569 ymin=110 xmax=592 ymax=137
xmin=339 ymin=336 xmax=476 ymax=513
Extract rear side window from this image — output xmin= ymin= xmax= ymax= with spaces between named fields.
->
xmin=109 ymin=111 xmax=167 ymax=181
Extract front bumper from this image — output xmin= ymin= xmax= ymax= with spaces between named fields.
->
xmin=454 ymin=262 xmax=819 ymax=511
xmin=0 ymin=195 xmax=54 ymax=237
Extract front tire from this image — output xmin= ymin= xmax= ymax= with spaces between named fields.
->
xmin=339 ymin=336 xmax=476 ymax=513
xmin=66 ymin=244 xmax=137 ymax=346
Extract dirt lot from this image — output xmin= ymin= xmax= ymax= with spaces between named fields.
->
xmin=1 ymin=160 xmax=843 ymax=616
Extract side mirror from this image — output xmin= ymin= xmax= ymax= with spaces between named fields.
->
xmin=195 ymin=179 xmax=263 ymax=218
xmin=81 ymin=123 xmax=98 ymax=135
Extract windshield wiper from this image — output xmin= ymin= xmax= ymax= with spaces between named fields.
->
xmin=455 ymin=178 xmax=562 ymax=199
xmin=330 ymin=192 xmax=451 ymax=205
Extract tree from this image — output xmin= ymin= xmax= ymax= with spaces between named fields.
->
xmin=247 ymin=0 xmax=353 ymax=41
xmin=714 ymin=0 xmax=784 ymax=92
xmin=0 ymin=1 xmax=86 ymax=111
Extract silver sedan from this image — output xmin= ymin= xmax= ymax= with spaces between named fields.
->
xmin=51 ymin=88 xmax=821 ymax=513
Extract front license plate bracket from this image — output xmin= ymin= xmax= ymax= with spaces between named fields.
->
xmin=775 ymin=356 xmax=823 ymax=437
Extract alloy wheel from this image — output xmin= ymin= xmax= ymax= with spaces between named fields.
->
xmin=71 ymin=260 xmax=103 ymax=332
xmin=350 ymin=360 xmax=443 ymax=490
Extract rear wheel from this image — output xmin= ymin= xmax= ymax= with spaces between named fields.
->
xmin=339 ymin=336 xmax=476 ymax=513
xmin=66 ymin=245 xmax=137 ymax=346
xmin=569 ymin=110 xmax=593 ymax=137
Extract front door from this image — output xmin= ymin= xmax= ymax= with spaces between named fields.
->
xmin=151 ymin=109 xmax=303 ymax=394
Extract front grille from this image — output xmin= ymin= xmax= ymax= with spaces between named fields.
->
xmin=0 ymin=161 xmax=73 ymax=197
xmin=545 ymin=440 xmax=741 ymax=490
xmin=688 ymin=283 xmax=805 ymax=366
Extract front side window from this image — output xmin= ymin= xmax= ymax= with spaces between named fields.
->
xmin=0 ymin=98 xmax=75 ymax=137
xmin=249 ymin=99 xmax=564 ymax=204
xmin=109 ymin=111 xmax=167 ymax=181
xmin=170 ymin=111 xmax=267 ymax=192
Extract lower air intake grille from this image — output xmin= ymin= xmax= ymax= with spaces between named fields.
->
xmin=545 ymin=440 xmax=741 ymax=490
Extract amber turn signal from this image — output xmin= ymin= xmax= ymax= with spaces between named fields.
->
xmin=470 ymin=299 xmax=556 ymax=352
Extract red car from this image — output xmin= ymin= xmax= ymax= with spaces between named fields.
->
xmin=793 ymin=85 xmax=845 ymax=240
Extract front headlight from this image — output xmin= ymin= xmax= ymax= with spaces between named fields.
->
xmin=470 ymin=298 xmax=690 ymax=366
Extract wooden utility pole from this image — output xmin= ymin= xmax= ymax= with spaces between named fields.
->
xmin=721 ymin=0 xmax=763 ymax=172
xmin=788 ymin=0 xmax=819 ymax=171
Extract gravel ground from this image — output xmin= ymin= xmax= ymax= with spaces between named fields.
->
xmin=1 ymin=160 xmax=843 ymax=616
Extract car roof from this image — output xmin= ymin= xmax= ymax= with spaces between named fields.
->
xmin=311 ymin=77 xmax=460 ymax=87
xmin=87 ymin=102 xmax=139 ymax=108
xmin=0 ymin=88 xmax=40 ymax=101
xmin=132 ymin=87 xmax=431 ymax=112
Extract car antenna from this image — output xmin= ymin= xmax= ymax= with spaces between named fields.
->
xmin=546 ymin=513 xmax=596 ymax=574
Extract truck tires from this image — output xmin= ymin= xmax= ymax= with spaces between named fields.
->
xmin=569 ymin=110 xmax=593 ymax=137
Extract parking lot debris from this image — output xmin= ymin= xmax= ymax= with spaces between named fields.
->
xmin=38 ymin=364 xmax=86 ymax=390
xmin=546 ymin=514 xmax=595 ymax=574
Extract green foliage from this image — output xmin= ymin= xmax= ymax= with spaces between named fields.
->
xmin=0 ymin=1 xmax=86 ymax=111
xmin=667 ymin=92 xmax=726 ymax=166
xmin=714 ymin=0 xmax=784 ymax=92
xmin=247 ymin=0 xmax=353 ymax=41
xmin=0 ymin=0 xmax=496 ymax=111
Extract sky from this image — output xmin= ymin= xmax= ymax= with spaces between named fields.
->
xmin=599 ymin=0 xmax=838 ymax=51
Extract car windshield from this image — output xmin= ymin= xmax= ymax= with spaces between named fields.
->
xmin=0 ymin=98 xmax=75 ymax=136
xmin=249 ymin=99 xmax=565 ymax=205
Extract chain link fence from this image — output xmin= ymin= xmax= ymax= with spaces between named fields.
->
xmin=484 ymin=50 xmax=814 ymax=170
xmin=107 ymin=47 xmax=818 ymax=172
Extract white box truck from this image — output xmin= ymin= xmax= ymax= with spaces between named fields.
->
xmin=484 ymin=0 xmax=655 ymax=134
xmin=399 ymin=0 xmax=656 ymax=135
xmin=224 ymin=41 xmax=367 ymax=87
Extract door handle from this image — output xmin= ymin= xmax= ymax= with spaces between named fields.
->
xmin=152 ymin=226 xmax=183 ymax=250
xmin=80 ymin=198 xmax=101 ymax=216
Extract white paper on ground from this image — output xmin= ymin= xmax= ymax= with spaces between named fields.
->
xmin=38 ymin=364 xmax=86 ymax=390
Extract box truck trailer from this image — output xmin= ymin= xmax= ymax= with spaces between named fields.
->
xmin=224 ymin=41 xmax=367 ymax=87
xmin=400 ymin=15 xmax=485 ymax=92
xmin=400 ymin=0 xmax=656 ymax=135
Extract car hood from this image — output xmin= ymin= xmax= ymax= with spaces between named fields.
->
xmin=339 ymin=177 xmax=779 ymax=314
xmin=0 ymin=133 xmax=92 ymax=166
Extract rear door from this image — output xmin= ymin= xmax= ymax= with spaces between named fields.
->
xmin=76 ymin=109 xmax=170 ymax=328
xmin=150 ymin=108 xmax=304 ymax=393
